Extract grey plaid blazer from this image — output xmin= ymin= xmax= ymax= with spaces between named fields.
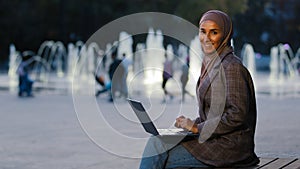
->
xmin=182 ymin=47 xmax=259 ymax=167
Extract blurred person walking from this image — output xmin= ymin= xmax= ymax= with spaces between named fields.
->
xmin=17 ymin=54 xmax=34 ymax=97
xmin=108 ymin=51 xmax=125 ymax=102
xmin=162 ymin=53 xmax=174 ymax=102
xmin=180 ymin=55 xmax=194 ymax=102
xmin=95 ymin=74 xmax=111 ymax=97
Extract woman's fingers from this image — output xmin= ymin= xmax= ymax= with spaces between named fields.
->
xmin=175 ymin=116 xmax=185 ymax=128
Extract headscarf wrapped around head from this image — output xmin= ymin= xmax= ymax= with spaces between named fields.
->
xmin=199 ymin=10 xmax=233 ymax=55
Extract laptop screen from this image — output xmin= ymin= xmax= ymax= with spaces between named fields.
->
xmin=127 ymin=99 xmax=159 ymax=136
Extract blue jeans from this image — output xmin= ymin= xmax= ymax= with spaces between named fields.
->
xmin=139 ymin=137 xmax=208 ymax=169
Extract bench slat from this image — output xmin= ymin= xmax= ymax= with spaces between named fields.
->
xmin=257 ymin=158 xmax=278 ymax=168
xmin=282 ymin=159 xmax=300 ymax=169
xmin=173 ymin=158 xmax=300 ymax=169
xmin=260 ymin=158 xmax=297 ymax=169
xmin=243 ymin=158 xmax=277 ymax=169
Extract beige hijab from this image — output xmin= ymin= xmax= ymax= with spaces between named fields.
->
xmin=199 ymin=10 xmax=233 ymax=79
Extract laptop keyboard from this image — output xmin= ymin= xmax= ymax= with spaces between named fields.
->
xmin=158 ymin=129 xmax=188 ymax=135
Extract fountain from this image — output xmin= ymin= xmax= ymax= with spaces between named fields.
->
xmin=241 ymin=43 xmax=256 ymax=78
xmin=117 ymin=31 xmax=133 ymax=61
xmin=292 ymin=48 xmax=300 ymax=75
xmin=6 ymin=27 xmax=299 ymax=98
xmin=178 ymin=44 xmax=188 ymax=59
xmin=6 ymin=41 xmax=80 ymax=94
xmin=8 ymin=44 xmax=22 ymax=91
xmin=279 ymin=43 xmax=298 ymax=78
xmin=5 ymin=28 xmax=200 ymax=96
xmin=74 ymin=42 xmax=104 ymax=84
xmin=103 ymin=43 xmax=113 ymax=72
xmin=8 ymin=44 xmax=52 ymax=92
xmin=189 ymin=35 xmax=203 ymax=81
xmin=166 ymin=44 xmax=174 ymax=60
xmin=67 ymin=43 xmax=76 ymax=80
xmin=176 ymin=44 xmax=189 ymax=73
xmin=269 ymin=45 xmax=280 ymax=83
xmin=116 ymin=31 xmax=134 ymax=88
xmin=8 ymin=44 xmax=21 ymax=80
xmin=265 ymin=43 xmax=300 ymax=97
xmin=144 ymin=28 xmax=165 ymax=84
xmin=49 ymin=41 xmax=66 ymax=78
xmin=269 ymin=43 xmax=299 ymax=83
xmin=133 ymin=43 xmax=145 ymax=74
xmin=33 ymin=41 xmax=54 ymax=81
xmin=32 ymin=41 xmax=67 ymax=81
xmin=87 ymin=42 xmax=101 ymax=81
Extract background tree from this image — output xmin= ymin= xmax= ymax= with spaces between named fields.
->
xmin=0 ymin=0 xmax=299 ymax=71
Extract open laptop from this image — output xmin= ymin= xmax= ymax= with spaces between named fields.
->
xmin=127 ymin=98 xmax=199 ymax=139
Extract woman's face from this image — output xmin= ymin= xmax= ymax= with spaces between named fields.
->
xmin=199 ymin=20 xmax=223 ymax=55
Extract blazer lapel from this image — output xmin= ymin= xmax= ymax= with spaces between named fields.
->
xmin=198 ymin=47 xmax=234 ymax=109
xmin=199 ymin=59 xmax=221 ymax=104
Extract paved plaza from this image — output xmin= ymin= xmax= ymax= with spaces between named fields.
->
xmin=1 ymin=73 xmax=300 ymax=169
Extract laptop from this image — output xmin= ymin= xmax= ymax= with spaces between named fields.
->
xmin=127 ymin=98 xmax=199 ymax=140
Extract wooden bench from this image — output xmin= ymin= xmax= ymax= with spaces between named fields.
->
xmin=248 ymin=158 xmax=300 ymax=169
xmin=174 ymin=158 xmax=300 ymax=169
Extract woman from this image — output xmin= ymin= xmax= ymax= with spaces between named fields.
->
xmin=139 ymin=10 xmax=259 ymax=168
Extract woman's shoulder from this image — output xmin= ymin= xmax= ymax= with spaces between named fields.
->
xmin=222 ymin=53 xmax=252 ymax=77
xmin=222 ymin=52 xmax=243 ymax=67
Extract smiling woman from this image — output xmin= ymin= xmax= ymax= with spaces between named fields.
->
xmin=139 ymin=10 xmax=259 ymax=169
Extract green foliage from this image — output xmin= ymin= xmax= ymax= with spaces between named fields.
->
xmin=175 ymin=0 xmax=248 ymax=25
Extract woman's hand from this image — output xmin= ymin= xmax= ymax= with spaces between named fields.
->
xmin=175 ymin=116 xmax=198 ymax=133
